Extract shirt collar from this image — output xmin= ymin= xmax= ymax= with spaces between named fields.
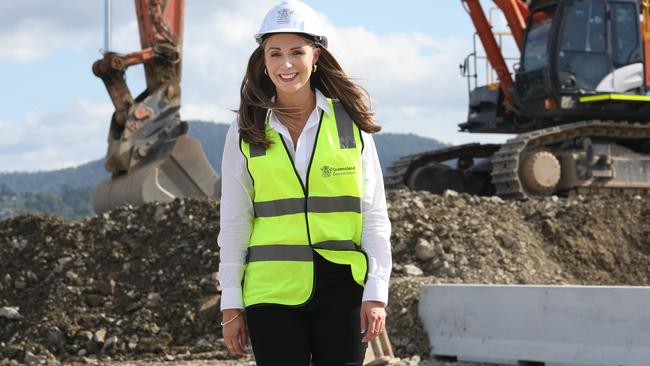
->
xmin=314 ymin=88 xmax=331 ymax=116
xmin=268 ymin=88 xmax=331 ymax=132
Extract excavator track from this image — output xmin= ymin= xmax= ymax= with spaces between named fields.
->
xmin=491 ymin=120 xmax=650 ymax=199
xmin=386 ymin=121 xmax=650 ymax=199
xmin=385 ymin=143 xmax=501 ymax=189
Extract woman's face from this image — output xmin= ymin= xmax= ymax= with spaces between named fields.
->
xmin=263 ymin=33 xmax=320 ymax=97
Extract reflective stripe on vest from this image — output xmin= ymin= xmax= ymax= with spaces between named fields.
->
xmin=246 ymin=240 xmax=359 ymax=262
xmin=253 ymin=196 xmax=361 ymax=217
xmin=240 ymin=98 xmax=367 ymax=307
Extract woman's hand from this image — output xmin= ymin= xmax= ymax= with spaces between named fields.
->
xmin=360 ymin=300 xmax=386 ymax=342
xmin=221 ymin=309 xmax=248 ymax=356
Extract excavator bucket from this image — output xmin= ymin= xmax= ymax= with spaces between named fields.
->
xmin=93 ymin=135 xmax=220 ymax=214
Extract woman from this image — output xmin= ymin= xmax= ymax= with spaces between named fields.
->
xmin=217 ymin=1 xmax=392 ymax=364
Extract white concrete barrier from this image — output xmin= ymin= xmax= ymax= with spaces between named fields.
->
xmin=418 ymin=285 xmax=650 ymax=366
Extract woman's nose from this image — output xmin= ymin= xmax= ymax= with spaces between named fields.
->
xmin=282 ymin=58 xmax=292 ymax=68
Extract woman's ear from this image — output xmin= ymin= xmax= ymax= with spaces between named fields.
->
xmin=313 ymin=47 xmax=321 ymax=65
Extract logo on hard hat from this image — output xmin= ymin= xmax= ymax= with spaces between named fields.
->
xmin=277 ymin=8 xmax=294 ymax=24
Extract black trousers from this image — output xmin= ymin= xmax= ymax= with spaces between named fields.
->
xmin=246 ymin=251 xmax=367 ymax=366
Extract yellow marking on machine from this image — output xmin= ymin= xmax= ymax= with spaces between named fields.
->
xmin=580 ymin=94 xmax=650 ymax=103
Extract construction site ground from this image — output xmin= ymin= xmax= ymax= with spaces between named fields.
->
xmin=1 ymin=189 xmax=649 ymax=365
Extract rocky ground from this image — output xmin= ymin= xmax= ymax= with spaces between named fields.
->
xmin=1 ymin=189 xmax=649 ymax=365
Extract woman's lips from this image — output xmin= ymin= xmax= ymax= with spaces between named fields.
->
xmin=279 ymin=72 xmax=298 ymax=82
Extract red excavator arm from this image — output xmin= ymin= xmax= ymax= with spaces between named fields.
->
xmin=94 ymin=0 xmax=184 ymax=130
xmin=461 ymin=0 xmax=529 ymax=109
xmin=493 ymin=0 xmax=528 ymax=49
xmin=92 ymin=0 xmax=220 ymax=214
xmin=135 ymin=0 xmax=184 ymax=92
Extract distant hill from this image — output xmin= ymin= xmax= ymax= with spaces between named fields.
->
xmin=0 ymin=121 xmax=445 ymax=194
xmin=0 ymin=159 xmax=107 ymax=195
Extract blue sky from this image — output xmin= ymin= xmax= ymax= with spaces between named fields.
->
xmin=0 ymin=0 xmax=513 ymax=172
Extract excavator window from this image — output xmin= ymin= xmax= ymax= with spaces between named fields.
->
xmin=522 ymin=8 xmax=556 ymax=71
xmin=560 ymin=1 xmax=606 ymax=53
xmin=556 ymin=0 xmax=611 ymax=91
xmin=611 ymin=2 xmax=641 ymax=66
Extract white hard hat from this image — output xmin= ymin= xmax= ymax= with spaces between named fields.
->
xmin=255 ymin=0 xmax=328 ymax=48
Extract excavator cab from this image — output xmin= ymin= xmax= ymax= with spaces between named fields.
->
xmin=463 ymin=0 xmax=650 ymax=134
xmin=516 ymin=0 xmax=650 ymax=121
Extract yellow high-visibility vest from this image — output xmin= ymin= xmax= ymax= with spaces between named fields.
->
xmin=240 ymin=98 xmax=367 ymax=307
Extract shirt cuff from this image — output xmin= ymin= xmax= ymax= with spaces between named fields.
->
xmin=362 ymin=275 xmax=389 ymax=306
xmin=220 ymin=286 xmax=244 ymax=310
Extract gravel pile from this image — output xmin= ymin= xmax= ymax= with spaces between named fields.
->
xmin=0 ymin=199 xmax=226 ymax=365
xmin=1 ymin=190 xmax=649 ymax=365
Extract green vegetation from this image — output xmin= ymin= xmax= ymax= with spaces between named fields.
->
xmin=0 ymin=184 xmax=94 ymax=219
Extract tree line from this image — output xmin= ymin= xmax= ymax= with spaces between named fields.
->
xmin=0 ymin=184 xmax=94 ymax=219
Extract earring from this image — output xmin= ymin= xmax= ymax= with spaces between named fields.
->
xmin=264 ymin=68 xmax=268 ymax=76
xmin=312 ymin=64 xmax=318 ymax=73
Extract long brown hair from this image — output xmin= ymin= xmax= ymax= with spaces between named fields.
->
xmin=237 ymin=36 xmax=381 ymax=147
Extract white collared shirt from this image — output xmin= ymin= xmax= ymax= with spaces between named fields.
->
xmin=218 ymin=89 xmax=392 ymax=310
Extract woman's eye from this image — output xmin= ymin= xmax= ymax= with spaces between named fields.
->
xmin=270 ymin=53 xmax=281 ymax=57
xmin=292 ymin=51 xmax=304 ymax=56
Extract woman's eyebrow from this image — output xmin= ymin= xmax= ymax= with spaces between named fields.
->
xmin=267 ymin=45 xmax=306 ymax=51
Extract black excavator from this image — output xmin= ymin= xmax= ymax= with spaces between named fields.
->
xmin=386 ymin=0 xmax=650 ymax=199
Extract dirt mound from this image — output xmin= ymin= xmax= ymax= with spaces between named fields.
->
xmin=389 ymin=189 xmax=650 ymax=285
xmin=1 ymin=190 xmax=649 ymax=364
xmin=0 ymin=199 xmax=227 ymax=364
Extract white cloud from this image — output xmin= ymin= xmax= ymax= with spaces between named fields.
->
xmin=182 ymin=102 xmax=235 ymax=124
xmin=0 ymin=99 xmax=112 ymax=172
xmin=326 ymin=24 xmax=470 ymax=129
xmin=0 ymin=19 xmax=94 ymax=62
xmin=180 ymin=1 xmax=274 ymax=121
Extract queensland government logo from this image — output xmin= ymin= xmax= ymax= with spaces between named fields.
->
xmin=277 ymin=8 xmax=294 ymax=24
xmin=321 ymin=165 xmax=355 ymax=178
